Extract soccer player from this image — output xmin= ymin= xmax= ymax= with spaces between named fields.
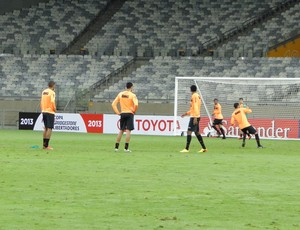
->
xmin=112 ymin=82 xmax=138 ymax=152
xmin=180 ymin=85 xmax=207 ymax=153
xmin=238 ymin=97 xmax=251 ymax=139
xmin=231 ymin=103 xmax=263 ymax=148
xmin=40 ymin=81 xmax=56 ymax=150
xmin=211 ymin=98 xmax=226 ymax=139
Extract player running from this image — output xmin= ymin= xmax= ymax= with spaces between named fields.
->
xmin=180 ymin=85 xmax=207 ymax=153
xmin=231 ymin=103 xmax=263 ymax=148
xmin=211 ymin=98 xmax=226 ymax=139
xmin=112 ymin=82 xmax=138 ymax=152
xmin=40 ymin=81 xmax=56 ymax=150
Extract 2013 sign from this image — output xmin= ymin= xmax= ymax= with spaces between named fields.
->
xmin=20 ymin=118 xmax=34 ymax=125
xmin=19 ymin=112 xmax=40 ymax=130
xmin=88 ymin=120 xmax=102 ymax=128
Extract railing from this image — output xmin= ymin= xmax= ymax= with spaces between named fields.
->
xmin=267 ymin=32 xmax=300 ymax=51
xmin=61 ymin=57 xmax=135 ymax=112
xmin=90 ymin=58 xmax=135 ymax=91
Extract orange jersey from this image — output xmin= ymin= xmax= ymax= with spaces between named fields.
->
xmin=231 ymin=107 xmax=252 ymax=129
xmin=213 ymin=103 xmax=223 ymax=119
xmin=112 ymin=90 xmax=138 ymax=114
xmin=186 ymin=92 xmax=201 ymax=118
xmin=40 ymin=88 xmax=56 ymax=114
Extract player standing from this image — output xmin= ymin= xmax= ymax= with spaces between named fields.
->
xmin=231 ymin=103 xmax=263 ymax=148
xmin=211 ymin=98 xmax=226 ymax=139
xmin=112 ymin=82 xmax=138 ymax=152
xmin=180 ymin=85 xmax=207 ymax=153
xmin=40 ymin=81 xmax=56 ymax=150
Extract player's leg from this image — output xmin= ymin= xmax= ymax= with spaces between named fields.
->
xmin=248 ymin=126 xmax=263 ymax=148
xmin=212 ymin=119 xmax=221 ymax=137
xmin=180 ymin=118 xmax=194 ymax=152
xmin=242 ymin=131 xmax=247 ymax=147
xmin=194 ymin=118 xmax=207 ymax=152
xmin=218 ymin=121 xmax=226 ymax=139
xmin=238 ymin=129 xmax=243 ymax=139
xmin=180 ymin=130 xmax=192 ymax=152
xmin=247 ymin=132 xmax=251 ymax=139
xmin=43 ymin=113 xmax=54 ymax=150
xmin=219 ymin=126 xmax=226 ymax=139
xmin=186 ymin=130 xmax=193 ymax=149
xmin=43 ymin=128 xmax=47 ymax=146
xmin=195 ymin=131 xmax=207 ymax=152
xmin=115 ymin=113 xmax=126 ymax=151
xmin=124 ymin=130 xmax=131 ymax=151
xmin=42 ymin=113 xmax=47 ymax=148
xmin=124 ymin=113 xmax=134 ymax=152
xmin=45 ymin=128 xmax=52 ymax=139
xmin=115 ymin=129 xmax=124 ymax=151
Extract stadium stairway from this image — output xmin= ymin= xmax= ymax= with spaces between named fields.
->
xmin=61 ymin=0 xmax=126 ymax=55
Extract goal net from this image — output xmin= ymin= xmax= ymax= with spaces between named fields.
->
xmin=174 ymin=77 xmax=300 ymax=140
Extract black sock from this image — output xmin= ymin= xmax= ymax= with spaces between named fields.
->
xmin=212 ymin=125 xmax=221 ymax=135
xmin=45 ymin=138 xmax=49 ymax=147
xmin=196 ymin=134 xmax=206 ymax=149
xmin=115 ymin=143 xmax=119 ymax=149
xmin=125 ymin=143 xmax=129 ymax=150
xmin=243 ymin=133 xmax=246 ymax=141
xmin=43 ymin=138 xmax=46 ymax=147
xmin=220 ymin=127 xmax=225 ymax=137
xmin=255 ymin=134 xmax=261 ymax=146
xmin=185 ymin=135 xmax=192 ymax=150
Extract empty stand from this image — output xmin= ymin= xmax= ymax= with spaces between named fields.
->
xmin=215 ymin=2 xmax=300 ymax=57
xmin=0 ymin=55 xmax=133 ymax=106
xmin=0 ymin=0 xmax=108 ymax=54
xmin=86 ymin=0 xmax=287 ymax=56
xmin=94 ymin=57 xmax=300 ymax=103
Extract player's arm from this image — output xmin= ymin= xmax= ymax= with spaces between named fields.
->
xmin=181 ymin=101 xmax=196 ymax=117
xmin=244 ymin=108 xmax=252 ymax=114
xmin=111 ymin=95 xmax=121 ymax=115
xmin=212 ymin=105 xmax=218 ymax=116
xmin=132 ymin=96 xmax=138 ymax=114
xmin=181 ymin=111 xmax=189 ymax=118
xmin=181 ymin=108 xmax=191 ymax=117
xmin=40 ymin=96 xmax=43 ymax=112
xmin=230 ymin=116 xmax=235 ymax=126
xmin=193 ymin=97 xmax=200 ymax=124
xmin=51 ymin=93 xmax=56 ymax=112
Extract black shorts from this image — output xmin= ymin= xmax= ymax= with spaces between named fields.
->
xmin=213 ymin=119 xmax=223 ymax=126
xmin=43 ymin=113 xmax=55 ymax=129
xmin=187 ymin=117 xmax=200 ymax=133
xmin=241 ymin=126 xmax=256 ymax=135
xmin=120 ymin=113 xmax=134 ymax=131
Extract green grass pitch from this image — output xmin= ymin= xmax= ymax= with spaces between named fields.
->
xmin=0 ymin=129 xmax=300 ymax=230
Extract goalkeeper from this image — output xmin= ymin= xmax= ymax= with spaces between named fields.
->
xmin=231 ymin=103 xmax=263 ymax=148
xmin=180 ymin=85 xmax=207 ymax=153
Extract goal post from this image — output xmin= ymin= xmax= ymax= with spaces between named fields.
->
xmin=174 ymin=77 xmax=300 ymax=140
